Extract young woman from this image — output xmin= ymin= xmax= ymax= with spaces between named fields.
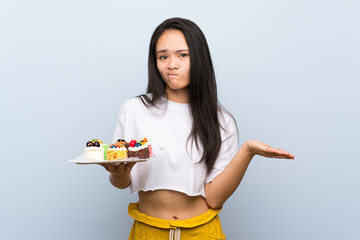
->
xmin=101 ymin=17 xmax=294 ymax=240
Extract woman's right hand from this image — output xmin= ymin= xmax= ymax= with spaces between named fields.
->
xmin=98 ymin=163 xmax=136 ymax=189
xmin=100 ymin=162 xmax=136 ymax=175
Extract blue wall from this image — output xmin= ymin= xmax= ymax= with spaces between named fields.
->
xmin=1 ymin=0 xmax=359 ymax=239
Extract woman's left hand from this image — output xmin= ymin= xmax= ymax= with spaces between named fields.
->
xmin=244 ymin=140 xmax=295 ymax=159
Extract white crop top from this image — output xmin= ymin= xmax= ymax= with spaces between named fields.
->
xmin=112 ymin=96 xmax=238 ymax=197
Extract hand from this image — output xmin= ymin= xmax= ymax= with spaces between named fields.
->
xmin=98 ymin=162 xmax=136 ymax=189
xmin=244 ymin=140 xmax=295 ymax=159
xmin=98 ymin=162 xmax=136 ymax=176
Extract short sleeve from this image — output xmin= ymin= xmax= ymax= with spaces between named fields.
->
xmin=205 ymin=111 xmax=238 ymax=183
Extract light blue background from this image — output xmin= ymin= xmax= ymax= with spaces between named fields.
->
xmin=1 ymin=0 xmax=359 ymax=239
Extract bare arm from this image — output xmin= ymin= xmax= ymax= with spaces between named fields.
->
xmin=99 ymin=163 xmax=136 ymax=189
xmin=205 ymin=140 xmax=294 ymax=208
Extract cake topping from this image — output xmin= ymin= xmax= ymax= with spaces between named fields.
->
xmin=86 ymin=139 xmax=102 ymax=147
xmin=129 ymin=140 xmax=136 ymax=147
xmin=110 ymin=142 xmax=127 ymax=148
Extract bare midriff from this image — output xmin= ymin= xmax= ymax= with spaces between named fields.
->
xmin=138 ymin=189 xmax=209 ymax=220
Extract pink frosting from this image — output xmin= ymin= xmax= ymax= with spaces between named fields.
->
xmin=148 ymin=144 xmax=153 ymax=157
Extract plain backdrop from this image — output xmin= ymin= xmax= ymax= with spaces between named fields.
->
xmin=1 ymin=0 xmax=359 ymax=239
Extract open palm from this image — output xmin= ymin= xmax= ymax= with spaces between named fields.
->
xmin=246 ymin=140 xmax=294 ymax=159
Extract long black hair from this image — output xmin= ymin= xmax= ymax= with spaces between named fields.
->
xmin=139 ymin=17 xmax=227 ymax=174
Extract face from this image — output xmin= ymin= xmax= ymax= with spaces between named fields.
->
xmin=156 ymin=30 xmax=190 ymax=94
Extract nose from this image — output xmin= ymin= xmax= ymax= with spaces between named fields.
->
xmin=168 ymin=57 xmax=179 ymax=70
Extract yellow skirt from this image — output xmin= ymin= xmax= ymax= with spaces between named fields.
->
xmin=128 ymin=202 xmax=226 ymax=240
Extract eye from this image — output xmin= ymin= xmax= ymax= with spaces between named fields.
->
xmin=159 ymin=55 xmax=167 ymax=60
xmin=180 ymin=53 xmax=189 ymax=58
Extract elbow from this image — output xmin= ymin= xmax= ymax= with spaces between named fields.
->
xmin=113 ymin=179 xmax=131 ymax=189
xmin=204 ymin=183 xmax=226 ymax=209
xmin=110 ymin=181 xmax=128 ymax=189
xmin=205 ymin=196 xmax=225 ymax=209
xmin=109 ymin=174 xmax=131 ymax=189
xmin=114 ymin=183 xmax=130 ymax=189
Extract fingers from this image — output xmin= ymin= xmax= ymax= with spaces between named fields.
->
xmin=98 ymin=162 xmax=137 ymax=173
xmin=124 ymin=162 xmax=136 ymax=171
xmin=99 ymin=163 xmax=120 ymax=173
xmin=99 ymin=164 xmax=110 ymax=171
xmin=246 ymin=140 xmax=295 ymax=160
xmin=274 ymin=149 xmax=295 ymax=159
xmin=267 ymin=148 xmax=295 ymax=159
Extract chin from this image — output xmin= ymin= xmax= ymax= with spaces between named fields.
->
xmin=169 ymin=85 xmax=188 ymax=91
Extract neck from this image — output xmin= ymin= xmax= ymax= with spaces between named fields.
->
xmin=165 ymin=87 xmax=189 ymax=103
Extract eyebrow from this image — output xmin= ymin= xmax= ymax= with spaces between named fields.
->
xmin=156 ymin=49 xmax=189 ymax=54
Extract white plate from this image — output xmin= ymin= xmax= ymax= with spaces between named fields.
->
xmin=69 ymin=154 xmax=155 ymax=165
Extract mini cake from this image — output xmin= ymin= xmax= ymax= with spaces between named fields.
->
xmin=83 ymin=139 xmax=105 ymax=161
xmin=107 ymin=139 xmax=128 ymax=160
xmin=83 ymin=138 xmax=152 ymax=161
xmin=127 ymin=138 xmax=153 ymax=159
xmin=106 ymin=147 xmax=128 ymax=160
